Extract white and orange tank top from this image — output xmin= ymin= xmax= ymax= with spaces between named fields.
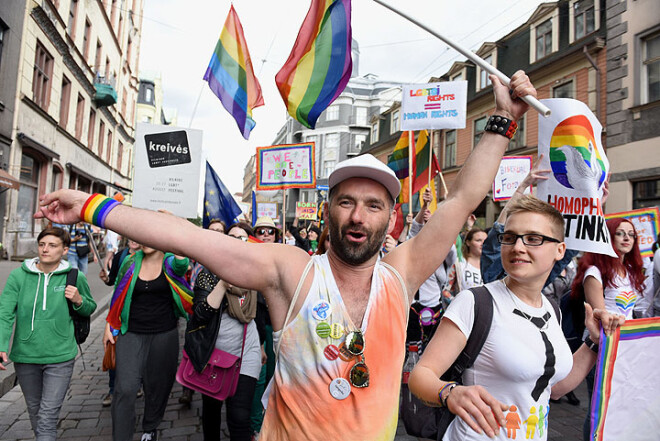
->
xmin=261 ymin=254 xmax=408 ymax=440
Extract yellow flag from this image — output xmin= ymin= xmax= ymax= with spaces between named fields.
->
xmin=420 ymin=181 xmax=438 ymax=213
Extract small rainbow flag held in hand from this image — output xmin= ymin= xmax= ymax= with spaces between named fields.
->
xmin=203 ymin=6 xmax=264 ymax=139
xmin=276 ymin=0 xmax=352 ymax=129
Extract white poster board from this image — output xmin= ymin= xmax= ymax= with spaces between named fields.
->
xmin=133 ymin=123 xmax=203 ymax=218
xmin=257 ymin=202 xmax=278 ymax=219
xmin=401 ymin=81 xmax=467 ymax=131
xmin=493 ymin=156 xmax=532 ymax=201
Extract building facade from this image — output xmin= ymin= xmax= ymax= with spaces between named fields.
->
xmin=136 ymin=71 xmax=177 ymax=126
xmin=0 ymin=0 xmax=142 ymax=258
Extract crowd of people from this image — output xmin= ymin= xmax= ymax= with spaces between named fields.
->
xmin=0 ymin=70 xmax=657 ymax=441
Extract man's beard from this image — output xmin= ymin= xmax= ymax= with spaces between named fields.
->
xmin=328 ymin=213 xmax=389 ymax=265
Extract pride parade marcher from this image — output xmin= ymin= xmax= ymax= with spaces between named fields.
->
xmin=409 ymin=196 xmax=624 ymax=441
xmin=37 ymin=71 xmax=536 ymax=440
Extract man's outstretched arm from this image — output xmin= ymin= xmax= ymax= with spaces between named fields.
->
xmin=385 ymin=71 xmax=537 ymax=297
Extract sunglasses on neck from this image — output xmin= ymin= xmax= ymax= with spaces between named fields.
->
xmin=345 ymin=330 xmax=369 ymax=388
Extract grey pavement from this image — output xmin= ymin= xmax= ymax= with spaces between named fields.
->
xmin=0 ymin=259 xmax=588 ymax=440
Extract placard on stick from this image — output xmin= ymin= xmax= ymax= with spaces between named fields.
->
xmin=493 ymin=156 xmax=532 ymax=201
xmin=605 ymin=207 xmax=659 ymax=258
xmin=256 ymin=143 xmax=316 ymax=190
xmin=296 ymin=202 xmax=318 ymax=220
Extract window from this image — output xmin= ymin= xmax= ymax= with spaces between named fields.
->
xmin=633 ymin=179 xmax=660 ymax=209
xmin=105 ymin=56 xmax=111 ymax=79
xmin=59 ymin=76 xmax=71 ymax=128
xmin=642 ymin=32 xmax=660 ymax=104
xmin=0 ymin=19 xmax=7 ymax=71
xmin=17 ymin=153 xmax=40 ymax=235
xmin=117 ymin=141 xmax=124 ymax=172
xmin=451 ymin=72 xmax=463 ymax=81
xmin=355 ymin=107 xmax=367 ymax=125
xmin=354 ymin=134 xmax=367 ymax=151
xmin=98 ymin=120 xmax=105 ymax=159
xmin=83 ymin=19 xmax=91 ymax=60
xmin=87 ymin=109 xmax=96 ymax=149
xmin=118 ymin=13 xmax=123 ymax=42
xmin=473 ymin=116 xmax=487 ymax=146
xmin=536 ymin=19 xmax=553 ymax=60
xmin=479 ymin=54 xmax=493 ymax=90
xmin=110 ymin=0 xmax=117 ymax=26
xmin=68 ymin=0 xmax=78 ymax=39
xmin=391 ymin=110 xmax=400 ymax=134
xmin=127 ymin=37 xmax=133 ymax=68
xmin=444 ymin=130 xmax=456 ymax=168
xmin=51 ymin=165 xmax=63 ymax=192
xmin=323 ymin=133 xmax=339 ymax=178
xmin=574 ymin=0 xmax=595 ymax=40
xmin=106 ymin=130 xmax=112 ymax=162
xmin=553 ymin=80 xmax=575 ymax=99
xmin=371 ymin=121 xmax=379 ymax=143
xmin=325 ymin=105 xmax=339 ymax=121
xmin=508 ymin=116 xmax=526 ymax=150
xmin=33 ymin=41 xmax=54 ymax=111
xmin=121 ymin=87 xmax=127 ymax=116
xmin=95 ymin=40 xmax=102 ymax=73
xmin=145 ymin=87 xmax=153 ymax=104
xmin=75 ymin=94 xmax=84 ymax=140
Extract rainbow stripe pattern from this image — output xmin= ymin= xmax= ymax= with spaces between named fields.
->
xmin=590 ymin=318 xmax=660 ymax=440
xmin=203 ymin=6 xmax=264 ymax=139
xmin=80 ymin=194 xmax=120 ymax=228
xmin=275 ymin=0 xmax=352 ymax=129
xmin=549 ymin=114 xmax=606 ymax=189
xmin=605 ymin=206 xmax=660 ymax=258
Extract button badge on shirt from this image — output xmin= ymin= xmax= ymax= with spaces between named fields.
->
xmin=324 ymin=344 xmax=340 ymax=361
xmin=329 ymin=377 xmax=351 ymax=400
xmin=330 ymin=323 xmax=344 ymax=339
xmin=316 ymin=322 xmax=331 ymax=338
xmin=311 ymin=300 xmax=332 ymax=321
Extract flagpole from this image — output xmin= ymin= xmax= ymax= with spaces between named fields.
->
xmin=372 ymin=0 xmax=551 ymax=117
xmin=439 ymin=171 xmax=449 ymax=198
xmin=428 ymin=130 xmax=433 ymax=191
xmin=188 ymin=83 xmax=205 ymax=128
xmin=281 ymin=189 xmax=286 ymax=244
xmin=407 ymin=131 xmax=413 ymax=218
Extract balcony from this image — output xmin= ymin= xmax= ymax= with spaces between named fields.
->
xmin=93 ymin=73 xmax=117 ymax=107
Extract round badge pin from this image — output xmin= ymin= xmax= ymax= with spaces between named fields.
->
xmin=311 ymin=300 xmax=332 ymax=321
xmin=419 ymin=307 xmax=435 ymax=326
xmin=324 ymin=344 xmax=340 ymax=361
xmin=329 ymin=377 xmax=351 ymax=400
xmin=337 ymin=342 xmax=355 ymax=362
xmin=316 ymin=322 xmax=331 ymax=338
xmin=330 ymin=323 xmax=344 ymax=339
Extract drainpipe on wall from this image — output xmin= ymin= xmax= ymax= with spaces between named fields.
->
xmin=583 ymin=46 xmax=601 ymax=122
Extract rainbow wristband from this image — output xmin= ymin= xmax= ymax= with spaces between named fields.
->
xmin=438 ymin=381 xmax=458 ymax=407
xmin=80 ymin=194 xmax=120 ymax=228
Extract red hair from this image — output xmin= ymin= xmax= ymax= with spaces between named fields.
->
xmin=571 ymin=218 xmax=646 ymax=301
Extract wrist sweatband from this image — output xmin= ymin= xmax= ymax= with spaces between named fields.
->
xmin=80 ymin=194 xmax=120 ymax=228
xmin=485 ymin=115 xmax=518 ymax=139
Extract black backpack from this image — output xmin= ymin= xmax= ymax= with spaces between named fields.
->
xmin=66 ymin=269 xmax=90 ymax=345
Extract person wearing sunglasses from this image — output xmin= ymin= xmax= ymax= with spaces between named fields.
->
xmin=409 ymin=196 xmax=624 ymax=440
xmin=253 ymin=217 xmax=280 ymax=244
xmin=36 ymin=70 xmax=540 ymax=440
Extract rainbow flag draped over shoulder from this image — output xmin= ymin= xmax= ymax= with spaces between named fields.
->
xmin=275 ymin=0 xmax=352 ymax=129
xmin=203 ymin=6 xmax=264 ymax=139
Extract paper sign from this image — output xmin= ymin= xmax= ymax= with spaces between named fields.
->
xmin=257 ymin=202 xmax=278 ymax=219
xmin=133 ymin=123 xmax=203 ymax=218
xmin=493 ymin=156 xmax=532 ymax=201
xmin=256 ymin=143 xmax=316 ymax=190
xmin=605 ymin=207 xmax=660 ymax=258
xmin=401 ymin=81 xmax=467 ymax=131
xmin=296 ymin=202 xmax=318 ymax=220
xmin=536 ymin=99 xmax=616 ymax=257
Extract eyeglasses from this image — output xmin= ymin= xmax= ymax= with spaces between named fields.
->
xmin=255 ymin=227 xmax=275 ymax=236
xmin=229 ymin=235 xmax=248 ymax=242
xmin=345 ymin=330 xmax=369 ymax=388
xmin=497 ymin=233 xmax=561 ymax=247
xmin=614 ymin=230 xmax=636 ymax=239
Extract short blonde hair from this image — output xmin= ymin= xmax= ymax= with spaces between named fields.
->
xmin=506 ymin=195 xmax=565 ymax=240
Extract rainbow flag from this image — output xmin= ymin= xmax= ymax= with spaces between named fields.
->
xmin=387 ymin=132 xmax=412 ymax=204
xmin=203 ymin=6 xmax=264 ymax=139
xmin=275 ymin=0 xmax=352 ymax=129
xmin=412 ymin=130 xmax=441 ymax=195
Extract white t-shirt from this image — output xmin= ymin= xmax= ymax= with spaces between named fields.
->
xmin=583 ymin=266 xmax=637 ymax=319
xmin=442 ymin=280 xmax=573 ymax=441
xmin=457 ymin=261 xmax=483 ymax=290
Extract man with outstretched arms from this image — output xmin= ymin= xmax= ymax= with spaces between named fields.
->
xmin=36 ymin=72 xmax=536 ymax=440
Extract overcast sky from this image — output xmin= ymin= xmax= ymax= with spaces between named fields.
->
xmin=138 ymin=0 xmax=548 ymax=195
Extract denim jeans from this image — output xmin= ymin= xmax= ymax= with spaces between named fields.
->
xmin=15 ymin=359 xmax=75 ymax=441
xmin=67 ymin=252 xmax=88 ymax=275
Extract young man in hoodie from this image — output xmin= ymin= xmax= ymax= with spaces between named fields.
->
xmin=0 ymin=227 xmax=96 ymax=440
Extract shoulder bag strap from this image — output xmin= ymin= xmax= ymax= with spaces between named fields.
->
xmin=275 ymin=258 xmax=315 ymax=359
xmin=239 ymin=323 xmax=248 ymax=360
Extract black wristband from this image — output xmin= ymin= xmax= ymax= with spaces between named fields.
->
xmin=584 ymin=336 xmax=599 ymax=354
xmin=485 ymin=115 xmax=518 ymax=139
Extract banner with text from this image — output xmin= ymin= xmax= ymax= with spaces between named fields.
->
xmin=493 ymin=156 xmax=532 ymax=201
xmin=536 ymin=99 xmax=616 ymax=257
xmin=256 ymin=143 xmax=316 ymax=190
xmin=605 ymin=207 xmax=660 ymax=258
xmin=401 ymin=81 xmax=467 ymax=131
xmin=257 ymin=202 xmax=278 ymax=219
xmin=590 ymin=318 xmax=660 ymax=441
xmin=296 ymin=202 xmax=318 ymax=220
xmin=133 ymin=123 xmax=203 ymax=217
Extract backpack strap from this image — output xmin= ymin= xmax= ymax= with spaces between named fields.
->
xmin=66 ymin=268 xmax=78 ymax=287
xmin=441 ymin=285 xmax=493 ymax=381
xmin=548 ymin=298 xmax=561 ymax=324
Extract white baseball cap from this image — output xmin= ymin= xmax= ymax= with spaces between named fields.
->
xmin=329 ymin=154 xmax=401 ymax=203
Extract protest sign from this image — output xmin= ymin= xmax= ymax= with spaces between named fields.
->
xmin=401 ymin=81 xmax=467 ymax=131
xmin=133 ymin=123 xmax=203 ymax=217
xmin=257 ymin=202 xmax=278 ymax=219
xmin=256 ymin=143 xmax=316 ymax=190
xmin=605 ymin=207 xmax=660 ymax=258
xmin=590 ymin=318 xmax=660 ymax=441
xmin=493 ymin=156 xmax=532 ymax=201
xmin=296 ymin=202 xmax=318 ymax=220
xmin=536 ymin=99 xmax=615 ymax=257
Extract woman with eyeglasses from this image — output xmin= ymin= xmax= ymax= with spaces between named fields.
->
xmin=409 ymin=196 xmax=623 ymax=441
xmin=186 ymin=222 xmax=263 ymax=441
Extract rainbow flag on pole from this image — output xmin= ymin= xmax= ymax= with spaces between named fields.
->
xmin=275 ymin=0 xmax=352 ymax=129
xmin=203 ymin=6 xmax=264 ymax=139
